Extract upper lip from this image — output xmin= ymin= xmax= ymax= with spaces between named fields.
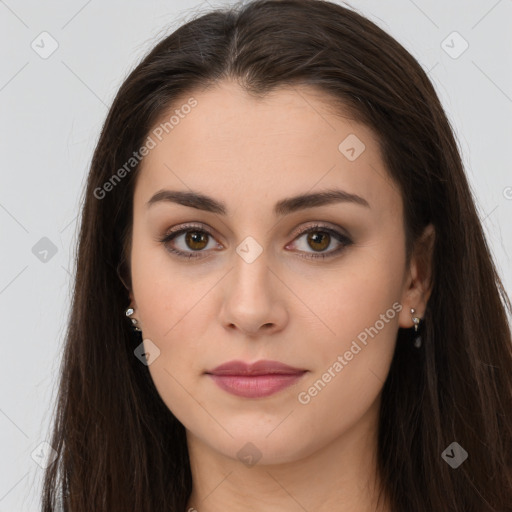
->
xmin=206 ymin=359 xmax=307 ymax=376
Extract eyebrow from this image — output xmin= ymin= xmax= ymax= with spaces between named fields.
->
xmin=146 ymin=188 xmax=370 ymax=216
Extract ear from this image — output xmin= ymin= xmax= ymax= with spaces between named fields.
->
xmin=398 ymin=223 xmax=435 ymax=328
xmin=117 ymin=262 xmax=137 ymax=309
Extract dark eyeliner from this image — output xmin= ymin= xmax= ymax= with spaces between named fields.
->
xmin=291 ymin=224 xmax=353 ymax=260
xmin=158 ymin=222 xmax=352 ymax=260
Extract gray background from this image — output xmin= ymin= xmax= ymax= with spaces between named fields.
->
xmin=1 ymin=0 xmax=511 ymax=509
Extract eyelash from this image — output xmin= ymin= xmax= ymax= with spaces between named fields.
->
xmin=158 ymin=223 xmax=353 ymax=261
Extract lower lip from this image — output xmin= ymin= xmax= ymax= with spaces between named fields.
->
xmin=207 ymin=372 xmax=306 ymax=398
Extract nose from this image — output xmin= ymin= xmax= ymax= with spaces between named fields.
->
xmin=218 ymin=251 xmax=288 ymax=337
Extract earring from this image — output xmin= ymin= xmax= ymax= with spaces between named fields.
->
xmin=125 ymin=307 xmax=142 ymax=332
xmin=410 ymin=308 xmax=422 ymax=348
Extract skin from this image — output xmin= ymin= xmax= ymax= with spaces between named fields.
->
xmin=127 ymin=79 xmax=435 ymax=512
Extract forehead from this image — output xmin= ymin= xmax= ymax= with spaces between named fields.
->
xmin=134 ymin=80 xmax=401 ymax=221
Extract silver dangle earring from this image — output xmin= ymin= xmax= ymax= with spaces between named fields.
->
xmin=125 ymin=307 xmax=142 ymax=332
xmin=410 ymin=308 xmax=422 ymax=348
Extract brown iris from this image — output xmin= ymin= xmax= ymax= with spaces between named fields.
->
xmin=183 ymin=228 xmax=331 ymax=253
xmin=185 ymin=231 xmax=209 ymax=250
xmin=307 ymin=231 xmax=330 ymax=251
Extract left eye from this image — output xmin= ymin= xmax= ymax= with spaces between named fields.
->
xmin=289 ymin=225 xmax=352 ymax=259
xmin=159 ymin=223 xmax=352 ymax=260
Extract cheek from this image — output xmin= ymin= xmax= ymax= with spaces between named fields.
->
xmin=130 ymin=230 xmax=203 ymax=338
xmin=300 ymin=240 xmax=405 ymax=397
xmin=293 ymin=280 xmax=401 ymax=446
xmin=130 ymin=256 xmax=213 ymax=426
xmin=129 ymin=238 xmax=222 ymax=399
xmin=310 ymin=241 xmax=405 ymax=344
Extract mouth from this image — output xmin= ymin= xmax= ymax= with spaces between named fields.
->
xmin=205 ymin=359 xmax=308 ymax=398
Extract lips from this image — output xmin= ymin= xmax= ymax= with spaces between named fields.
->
xmin=206 ymin=359 xmax=307 ymax=376
xmin=205 ymin=360 xmax=307 ymax=398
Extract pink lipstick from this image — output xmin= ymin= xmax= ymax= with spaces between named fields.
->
xmin=205 ymin=359 xmax=307 ymax=398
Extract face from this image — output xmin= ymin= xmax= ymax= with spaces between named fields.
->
xmin=128 ymin=79 xmax=428 ymax=465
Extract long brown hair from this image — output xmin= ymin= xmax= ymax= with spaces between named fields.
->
xmin=41 ymin=0 xmax=512 ymax=510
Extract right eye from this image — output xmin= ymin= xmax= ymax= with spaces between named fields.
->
xmin=159 ymin=224 xmax=221 ymax=259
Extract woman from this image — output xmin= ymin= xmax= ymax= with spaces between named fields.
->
xmin=41 ymin=0 xmax=512 ymax=510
